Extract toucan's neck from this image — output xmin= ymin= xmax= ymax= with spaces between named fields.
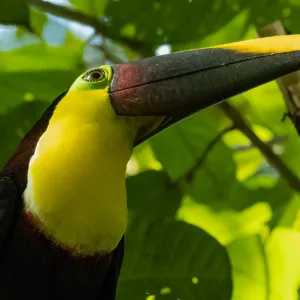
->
xmin=23 ymin=91 xmax=132 ymax=255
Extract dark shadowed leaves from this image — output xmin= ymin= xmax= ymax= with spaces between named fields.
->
xmin=118 ymin=220 xmax=232 ymax=300
xmin=0 ymin=101 xmax=47 ymax=168
xmin=0 ymin=0 xmax=30 ymax=29
xmin=126 ymin=170 xmax=181 ymax=218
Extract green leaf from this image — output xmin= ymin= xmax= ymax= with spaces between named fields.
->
xmin=0 ymin=0 xmax=30 ymax=28
xmin=178 ymin=198 xmax=272 ymax=245
xmin=247 ymin=1 xmax=300 ymax=33
xmin=240 ymin=82 xmax=293 ymax=135
xmin=126 ymin=170 xmax=181 ymax=219
xmin=29 ymin=9 xmax=48 ymax=37
xmin=172 ymin=10 xmax=253 ymax=52
xmin=280 ymin=130 xmax=300 ymax=178
xmin=227 ymin=235 xmax=268 ymax=300
xmin=105 ymin=0 xmax=300 ymax=46
xmin=69 ymin=0 xmax=108 ymax=17
xmin=277 ymin=194 xmax=300 ymax=228
xmin=183 ymin=141 xmax=237 ymax=210
xmin=150 ymin=109 xmax=222 ymax=181
xmin=223 ymin=126 xmax=271 ymax=181
xmin=0 ymin=44 xmax=81 ymax=72
xmin=105 ymin=0 xmax=246 ymax=45
xmin=180 ymin=176 xmax=293 ymax=238
xmin=0 ymin=70 xmax=78 ymax=113
xmin=118 ymin=220 xmax=232 ymax=300
xmin=128 ymin=142 xmax=162 ymax=176
xmin=0 ymin=101 xmax=48 ymax=168
xmin=0 ymin=44 xmax=82 ymax=112
xmin=227 ymin=229 xmax=300 ymax=300
xmin=266 ymin=228 xmax=300 ymax=300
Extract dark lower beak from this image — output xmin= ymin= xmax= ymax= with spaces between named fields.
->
xmin=109 ymin=35 xmax=300 ymax=145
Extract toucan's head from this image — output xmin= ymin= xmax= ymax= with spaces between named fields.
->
xmin=64 ymin=35 xmax=300 ymax=150
xmin=67 ymin=65 xmax=165 ymax=148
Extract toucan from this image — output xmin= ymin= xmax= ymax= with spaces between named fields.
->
xmin=0 ymin=36 xmax=300 ymax=299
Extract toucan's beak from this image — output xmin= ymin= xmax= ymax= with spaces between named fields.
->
xmin=109 ymin=35 xmax=300 ymax=145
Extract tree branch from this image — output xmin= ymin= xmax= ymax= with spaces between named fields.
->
xmin=177 ymin=125 xmax=235 ymax=184
xmin=233 ymin=135 xmax=287 ymax=152
xmin=27 ymin=0 xmax=153 ymax=57
xmin=220 ymin=102 xmax=300 ymax=193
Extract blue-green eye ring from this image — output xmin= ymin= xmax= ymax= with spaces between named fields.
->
xmin=82 ymin=69 xmax=106 ymax=82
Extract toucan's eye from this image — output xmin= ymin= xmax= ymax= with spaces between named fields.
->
xmin=83 ymin=69 xmax=106 ymax=82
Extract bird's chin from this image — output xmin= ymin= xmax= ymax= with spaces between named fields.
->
xmin=132 ymin=116 xmax=168 ymax=146
xmin=134 ymin=115 xmax=178 ymax=146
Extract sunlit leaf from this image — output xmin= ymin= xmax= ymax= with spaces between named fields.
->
xmin=227 ymin=235 xmax=268 ymax=300
xmin=276 ymin=194 xmax=300 ymax=229
xmin=127 ymin=142 xmax=162 ymax=176
xmin=266 ymin=228 xmax=300 ymax=300
xmin=0 ymin=44 xmax=81 ymax=72
xmin=178 ymin=197 xmax=271 ymax=245
xmin=223 ymin=126 xmax=273 ymax=181
xmin=238 ymin=81 xmax=294 ymax=135
xmin=227 ymin=229 xmax=300 ymax=300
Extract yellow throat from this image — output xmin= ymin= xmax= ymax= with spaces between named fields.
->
xmin=23 ymin=90 xmax=133 ymax=255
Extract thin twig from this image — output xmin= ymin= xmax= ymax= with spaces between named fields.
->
xmin=220 ymin=102 xmax=300 ymax=193
xmin=233 ymin=135 xmax=288 ymax=152
xmin=27 ymin=0 xmax=153 ymax=57
xmin=176 ymin=125 xmax=235 ymax=184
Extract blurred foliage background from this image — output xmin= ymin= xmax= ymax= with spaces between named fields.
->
xmin=1 ymin=0 xmax=300 ymax=299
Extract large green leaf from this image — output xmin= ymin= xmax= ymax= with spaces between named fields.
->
xmin=228 ymin=229 xmax=300 ymax=300
xmin=105 ymin=0 xmax=245 ymax=45
xmin=118 ymin=220 xmax=232 ymax=300
xmin=0 ymin=0 xmax=30 ymax=28
xmin=105 ymin=0 xmax=300 ymax=46
xmin=150 ymin=109 xmax=223 ymax=181
xmin=126 ymin=170 xmax=181 ymax=218
xmin=122 ymin=171 xmax=232 ymax=299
